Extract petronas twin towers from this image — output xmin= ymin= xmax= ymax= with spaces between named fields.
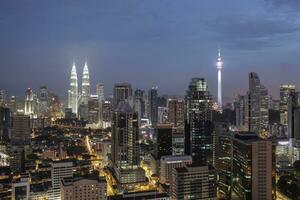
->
xmin=68 ymin=62 xmax=90 ymax=114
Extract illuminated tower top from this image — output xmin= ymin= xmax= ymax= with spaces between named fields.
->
xmin=81 ymin=62 xmax=90 ymax=104
xmin=68 ymin=62 xmax=78 ymax=114
xmin=216 ymin=48 xmax=223 ymax=70
xmin=216 ymin=48 xmax=223 ymax=113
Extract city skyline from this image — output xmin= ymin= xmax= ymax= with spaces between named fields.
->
xmin=1 ymin=1 xmax=300 ymax=99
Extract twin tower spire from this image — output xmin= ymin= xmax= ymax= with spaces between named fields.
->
xmin=68 ymin=62 xmax=90 ymax=114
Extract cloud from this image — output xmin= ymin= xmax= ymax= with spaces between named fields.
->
xmin=265 ymin=0 xmax=300 ymax=11
xmin=204 ymin=15 xmax=300 ymax=50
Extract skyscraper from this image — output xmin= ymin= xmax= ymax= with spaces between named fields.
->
xmin=216 ymin=49 xmax=223 ymax=113
xmin=81 ymin=62 xmax=90 ymax=105
xmin=148 ymin=87 xmax=158 ymax=126
xmin=167 ymin=99 xmax=184 ymax=128
xmin=232 ymin=133 xmax=276 ymax=200
xmin=24 ymin=88 xmax=35 ymax=117
xmin=280 ymin=84 xmax=296 ymax=126
xmin=68 ymin=63 xmax=78 ymax=114
xmin=113 ymin=83 xmax=132 ymax=109
xmin=247 ymin=72 xmax=269 ymax=134
xmin=185 ymin=78 xmax=213 ymax=165
xmin=111 ymin=101 xmax=145 ymax=186
xmin=97 ymin=82 xmax=104 ymax=128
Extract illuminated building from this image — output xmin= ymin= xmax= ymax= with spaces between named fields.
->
xmin=108 ymin=190 xmax=169 ymax=200
xmin=172 ymin=127 xmax=185 ymax=156
xmin=111 ymin=101 xmax=145 ymax=187
xmin=159 ymin=155 xmax=192 ymax=185
xmin=246 ymin=72 xmax=269 ymax=135
xmin=37 ymin=86 xmax=49 ymax=117
xmin=232 ymin=133 xmax=276 ymax=200
xmin=215 ymin=126 xmax=232 ymax=199
xmin=102 ymin=99 xmax=112 ymax=128
xmin=88 ymin=95 xmax=100 ymax=124
xmin=96 ymin=82 xmax=104 ymax=128
xmin=81 ymin=62 xmax=90 ymax=105
xmin=68 ymin=63 xmax=78 ymax=114
xmin=167 ymin=99 xmax=184 ymax=128
xmin=148 ymin=87 xmax=158 ymax=126
xmin=24 ymin=88 xmax=36 ymax=118
xmin=50 ymin=161 xmax=73 ymax=200
xmin=61 ymin=176 xmax=107 ymax=200
xmin=280 ymin=84 xmax=295 ymax=126
xmin=113 ymin=83 xmax=132 ymax=109
xmin=185 ymin=78 xmax=213 ymax=165
xmin=170 ymin=164 xmax=216 ymax=200
xmin=216 ymin=48 xmax=223 ymax=113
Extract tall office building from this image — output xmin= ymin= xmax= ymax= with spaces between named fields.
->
xmin=185 ymin=78 xmax=213 ymax=165
xmin=81 ymin=62 xmax=90 ymax=105
xmin=170 ymin=164 xmax=216 ymax=200
xmin=61 ymin=176 xmax=107 ymax=200
xmin=0 ymin=107 xmax=10 ymax=141
xmin=68 ymin=63 xmax=78 ymax=114
xmin=293 ymin=108 xmax=300 ymax=147
xmin=148 ymin=87 xmax=158 ymax=126
xmin=216 ymin=48 xmax=223 ymax=113
xmin=11 ymin=114 xmax=31 ymax=143
xmin=24 ymin=88 xmax=35 ymax=117
xmin=97 ymin=82 xmax=104 ymax=128
xmin=234 ymin=95 xmax=246 ymax=130
xmin=50 ymin=161 xmax=73 ymax=200
xmin=172 ymin=127 xmax=185 ymax=156
xmin=134 ymin=89 xmax=146 ymax=118
xmin=38 ymin=86 xmax=49 ymax=117
xmin=154 ymin=124 xmax=173 ymax=160
xmin=160 ymin=155 xmax=192 ymax=185
xmin=232 ymin=133 xmax=276 ymax=200
xmin=113 ymin=83 xmax=132 ymax=109
xmin=215 ymin=127 xmax=232 ymax=199
xmin=167 ymin=99 xmax=184 ymax=128
xmin=247 ymin=72 xmax=269 ymax=134
xmin=280 ymin=84 xmax=296 ymax=126
xmin=112 ymin=101 xmax=145 ymax=186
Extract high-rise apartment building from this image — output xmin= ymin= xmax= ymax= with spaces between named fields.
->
xmin=111 ymin=101 xmax=145 ymax=186
xmin=185 ymin=78 xmax=213 ymax=165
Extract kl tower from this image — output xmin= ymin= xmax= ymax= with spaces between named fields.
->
xmin=216 ymin=48 xmax=223 ymax=113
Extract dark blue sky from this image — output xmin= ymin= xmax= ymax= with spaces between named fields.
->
xmin=1 ymin=0 xmax=300 ymax=100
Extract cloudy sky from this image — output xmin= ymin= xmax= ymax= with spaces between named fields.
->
xmin=1 ymin=0 xmax=300 ymax=100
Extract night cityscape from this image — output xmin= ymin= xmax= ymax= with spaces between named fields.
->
xmin=1 ymin=1 xmax=300 ymax=200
